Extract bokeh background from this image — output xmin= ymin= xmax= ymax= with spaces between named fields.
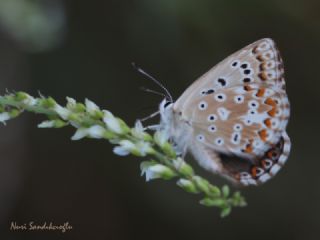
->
xmin=0 ymin=0 xmax=319 ymax=239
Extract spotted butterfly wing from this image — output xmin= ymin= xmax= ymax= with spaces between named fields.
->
xmin=171 ymin=38 xmax=290 ymax=185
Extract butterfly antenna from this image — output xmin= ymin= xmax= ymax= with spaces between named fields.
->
xmin=132 ymin=62 xmax=173 ymax=102
xmin=140 ymin=87 xmax=167 ymax=98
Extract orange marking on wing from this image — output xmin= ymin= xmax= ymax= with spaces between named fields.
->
xmin=268 ymin=108 xmax=277 ymax=117
xmin=235 ymin=173 xmax=241 ymax=181
xmin=265 ymin=98 xmax=277 ymax=107
xmin=251 ymin=166 xmax=257 ymax=178
xmin=244 ymin=144 xmax=253 ymax=153
xmin=256 ymin=88 xmax=265 ymax=97
xmin=264 ymin=118 xmax=272 ymax=128
xmin=257 ymin=55 xmax=264 ymax=62
xmin=258 ymin=129 xmax=268 ymax=142
xmin=244 ymin=85 xmax=253 ymax=91
xmin=267 ymin=151 xmax=273 ymax=159
xmin=258 ymin=72 xmax=268 ymax=81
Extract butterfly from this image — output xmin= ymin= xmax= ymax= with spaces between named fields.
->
xmin=159 ymin=38 xmax=291 ymax=186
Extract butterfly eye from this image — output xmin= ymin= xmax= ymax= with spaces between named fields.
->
xmin=164 ymin=101 xmax=172 ymax=108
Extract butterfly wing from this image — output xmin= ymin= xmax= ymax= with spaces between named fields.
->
xmin=175 ymin=38 xmax=285 ymax=109
xmin=172 ymin=38 xmax=290 ymax=185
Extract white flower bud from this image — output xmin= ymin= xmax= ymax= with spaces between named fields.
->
xmin=103 ymin=110 xmax=123 ymax=134
xmin=154 ymin=131 xmax=169 ymax=147
xmin=141 ymin=163 xmax=175 ymax=181
xmin=66 ymin=97 xmax=76 ymax=108
xmin=38 ymin=120 xmax=55 ymax=128
xmin=22 ymin=94 xmax=37 ymax=106
xmin=86 ymin=125 xmax=106 ymax=138
xmin=85 ymin=98 xmax=100 ymax=114
xmin=71 ymin=128 xmax=87 ymax=140
xmin=71 ymin=125 xmax=106 ymax=140
xmin=54 ymin=104 xmax=70 ymax=120
xmin=0 ymin=112 xmax=10 ymax=124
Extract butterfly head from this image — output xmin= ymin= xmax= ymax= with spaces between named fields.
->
xmin=159 ymin=98 xmax=174 ymax=126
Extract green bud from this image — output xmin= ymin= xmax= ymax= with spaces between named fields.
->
xmin=177 ymin=179 xmax=198 ymax=193
xmin=193 ymin=176 xmax=210 ymax=194
xmin=162 ymin=142 xmax=176 ymax=158
xmin=173 ymin=158 xmax=194 ymax=177
xmin=67 ymin=113 xmax=77 ymax=121
xmin=15 ymin=92 xmax=28 ymax=101
xmin=53 ymin=119 xmax=67 ymax=128
xmin=102 ymin=130 xmax=115 ymax=139
xmin=131 ymin=128 xmax=152 ymax=142
xmin=220 ymin=207 xmax=232 ymax=218
xmin=200 ymin=198 xmax=226 ymax=207
xmin=92 ymin=110 xmax=104 ymax=119
xmin=222 ymin=185 xmax=230 ymax=198
xmin=208 ymin=185 xmax=221 ymax=197
xmin=117 ymin=118 xmax=130 ymax=134
xmin=39 ymin=97 xmax=56 ymax=108
xmin=75 ymin=103 xmax=86 ymax=112
xmin=9 ymin=109 xmax=20 ymax=118
xmin=154 ymin=131 xmax=176 ymax=157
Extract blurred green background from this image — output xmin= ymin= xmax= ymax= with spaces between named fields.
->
xmin=0 ymin=0 xmax=319 ymax=239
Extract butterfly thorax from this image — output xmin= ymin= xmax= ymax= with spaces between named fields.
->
xmin=159 ymin=99 xmax=193 ymax=155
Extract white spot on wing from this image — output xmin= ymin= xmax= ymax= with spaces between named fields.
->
xmin=278 ymin=155 xmax=288 ymax=164
xmin=207 ymin=114 xmax=217 ymax=122
xmin=196 ymin=134 xmax=205 ymax=142
xmin=215 ymin=138 xmax=224 ymax=146
xmin=233 ymin=123 xmax=243 ymax=131
xmin=208 ymin=125 xmax=217 ymax=133
xmin=258 ymin=173 xmax=271 ymax=183
xmin=217 ymin=107 xmax=230 ymax=121
xmin=234 ymin=95 xmax=244 ymax=104
xmin=270 ymin=164 xmax=281 ymax=175
xmin=214 ymin=93 xmax=226 ymax=102
xmin=198 ymin=101 xmax=208 ymax=110
xmin=231 ymin=132 xmax=241 ymax=145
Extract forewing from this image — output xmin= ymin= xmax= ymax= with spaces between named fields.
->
xmin=174 ymin=38 xmax=285 ymax=110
